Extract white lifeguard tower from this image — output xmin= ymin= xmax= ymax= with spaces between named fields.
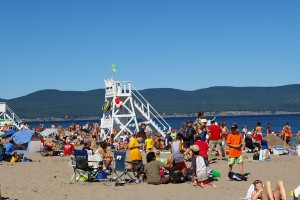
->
xmin=0 ymin=102 xmax=22 ymax=130
xmin=100 ymin=78 xmax=171 ymax=139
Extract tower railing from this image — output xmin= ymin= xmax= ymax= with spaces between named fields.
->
xmin=131 ymin=84 xmax=171 ymax=137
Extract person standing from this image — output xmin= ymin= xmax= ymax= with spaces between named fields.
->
xmin=207 ymin=120 xmax=223 ymax=161
xmin=226 ymin=124 xmax=244 ymax=175
xmin=183 ymin=121 xmax=196 ymax=150
xmin=129 ymin=132 xmax=144 ymax=183
xmin=266 ymin=123 xmax=272 ymax=135
xmin=282 ymin=122 xmax=292 ymax=144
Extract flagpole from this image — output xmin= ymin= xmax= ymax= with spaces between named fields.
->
xmin=111 ymin=63 xmax=113 ymax=79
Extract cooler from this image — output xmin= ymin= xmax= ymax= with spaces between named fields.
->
xmin=273 ymin=146 xmax=284 ymax=155
xmin=97 ymin=170 xmax=107 ymax=180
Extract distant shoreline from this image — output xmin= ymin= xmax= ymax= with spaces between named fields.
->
xmin=21 ymin=111 xmax=300 ymax=122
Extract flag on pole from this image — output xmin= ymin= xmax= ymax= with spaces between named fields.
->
xmin=111 ymin=64 xmax=117 ymax=73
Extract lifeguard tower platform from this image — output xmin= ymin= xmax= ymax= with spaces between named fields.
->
xmin=0 ymin=102 xmax=22 ymax=130
xmin=100 ymin=78 xmax=171 ymax=139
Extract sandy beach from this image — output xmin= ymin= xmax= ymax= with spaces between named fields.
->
xmin=1 ymin=150 xmax=299 ymax=200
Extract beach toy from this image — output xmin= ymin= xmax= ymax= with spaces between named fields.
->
xmin=211 ymin=170 xmax=221 ymax=178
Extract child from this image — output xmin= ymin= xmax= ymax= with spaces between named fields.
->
xmin=129 ymin=132 xmax=144 ymax=183
xmin=171 ymin=134 xmax=187 ymax=175
xmin=144 ymin=133 xmax=153 ymax=153
xmin=226 ymin=124 xmax=244 ymax=175
xmin=190 ymin=145 xmax=217 ymax=189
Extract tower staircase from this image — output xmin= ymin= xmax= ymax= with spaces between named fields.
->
xmin=0 ymin=102 xmax=22 ymax=130
xmin=100 ymin=78 xmax=171 ymax=139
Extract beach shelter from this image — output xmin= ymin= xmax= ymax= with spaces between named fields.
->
xmin=4 ymin=129 xmax=16 ymax=137
xmin=40 ymin=128 xmax=57 ymax=137
xmin=11 ymin=130 xmax=41 ymax=153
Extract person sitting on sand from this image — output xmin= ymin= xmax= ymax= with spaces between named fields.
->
xmin=4 ymin=138 xmax=18 ymax=162
xmin=244 ymin=132 xmax=257 ymax=153
xmin=63 ymin=136 xmax=74 ymax=156
xmin=97 ymin=141 xmax=113 ymax=171
xmin=190 ymin=145 xmax=217 ymax=189
xmin=82 ymin=140 xmax=93 ymax=152
xmin=144 ymin=152 xmax=171 ymax=185
xmin=251 ymin=179 xmax=287 ymax=200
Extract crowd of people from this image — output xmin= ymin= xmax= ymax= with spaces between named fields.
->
xmin=1 ymin=111 xmax=300 ymax=200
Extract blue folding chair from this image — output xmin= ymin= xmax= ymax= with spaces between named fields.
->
xmin=112 ymin=151 xmax=136 ymax=183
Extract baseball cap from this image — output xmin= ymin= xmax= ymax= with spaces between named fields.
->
xmin=231 ymin=124 xmax=238 ymax=130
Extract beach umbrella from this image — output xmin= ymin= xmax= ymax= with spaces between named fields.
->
xmin=11 ymin=130 xmax=35 ymax=145
xmin=4 ymin=129 xmax=15 ymax=137
xmin=40 ymin=129 xmax=57 ymax=137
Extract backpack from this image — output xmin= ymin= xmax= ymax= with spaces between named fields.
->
xmin=169 ymin=166 xmax=185 ymax=184
xmin=228 ymin=172 xmax=248 ymax=181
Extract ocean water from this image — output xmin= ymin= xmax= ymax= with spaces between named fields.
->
xmin=27 ymin=114 xmax=300 ymax=136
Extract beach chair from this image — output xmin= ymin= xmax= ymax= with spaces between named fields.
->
xmin=70 ymin=149 xmax=105 ymax=182
xmin=112 ymin=151 xmax=137 ymax=183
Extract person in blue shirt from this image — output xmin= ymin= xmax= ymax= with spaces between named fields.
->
xmin=4 ymin=138 xmax=16 ymax=162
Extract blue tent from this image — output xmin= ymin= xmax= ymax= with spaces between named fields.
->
xmin=11 ymin=130 xmax=41 ymax=153
xmin=4 ymin=129 xmax=16 ymax=137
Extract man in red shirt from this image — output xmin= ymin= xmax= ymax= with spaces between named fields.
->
xmin=208 ymin=120 xmax=223 ymax=161
xmin=194 ymin=136 xmax=210 ymax=166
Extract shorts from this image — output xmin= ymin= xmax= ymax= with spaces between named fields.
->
xmin=228 ymin=156 xmax=243 ymax=165
xmin=209 ymin=140 xmax=222 ymax=152
xmin=183 ymin=140 xmax=194 ymax=149
xmin=175 ymin=161 xmax=187 ymax=170
xmin=131 ymin=160 xmax=144 ymax=172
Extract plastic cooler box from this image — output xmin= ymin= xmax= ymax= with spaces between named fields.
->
xmin=97 ymin=170 xmax=107 ymax=180
xmin=273 ymin=146 xmax=284 ymax=155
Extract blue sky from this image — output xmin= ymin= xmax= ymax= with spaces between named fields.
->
xmin=1 ymin=0 xmax=299 ymax=99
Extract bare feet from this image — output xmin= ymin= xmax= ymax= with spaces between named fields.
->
xmin=212 ymin=183 xmax=218 ymax=190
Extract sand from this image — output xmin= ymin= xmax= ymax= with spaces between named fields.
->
xmin=1 ymin=150 xmax=300 ymax=200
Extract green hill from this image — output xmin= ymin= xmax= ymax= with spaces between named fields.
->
xmin=3 ymin=84 xmax=300 ymax=119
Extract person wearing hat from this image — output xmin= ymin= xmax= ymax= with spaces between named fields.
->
xmin=190 ymin=145 xmax=217 ymax=189
xmin=226 ymin=124 xmax=244 ymax=175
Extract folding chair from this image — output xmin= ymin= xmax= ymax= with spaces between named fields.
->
xmin=70 ymin=150 xmax=104 ymax=182
xmin=112 ymin=151 xmax=136 ymax=183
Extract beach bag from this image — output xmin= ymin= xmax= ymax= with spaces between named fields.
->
xmin=169 ymin=166 xmax=185 ymax=184
xmin=253 ymin=152 xmax=259 ymax=160
xmin=228 ymin=172 xmax=247 ymax=181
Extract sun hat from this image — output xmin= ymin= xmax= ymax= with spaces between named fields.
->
xmin=247 ymin=131 xmax=252 ymax=135
xmin=190 ymin=145 xmax=200 ymax=152
xmin=200 ymin=119 xmax=208 ymax=123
